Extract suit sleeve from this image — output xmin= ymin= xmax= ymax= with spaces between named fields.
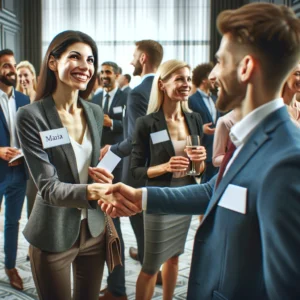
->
xmin=146 ymin=176 xmax=215 ymax=215
xmin=16 ymin=107 xmax=94 ymax=209
xmin=130 ymin=116 xmax=150 ymax=180
xmin=258 ymin=155 xmax=300 ymax=299
xmin=110 ymin=89 xmax=148 ymax=157
xmin=111 ymin=95 xmax=127 ymax=133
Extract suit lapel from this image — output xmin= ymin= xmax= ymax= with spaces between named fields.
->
xmin=0 ymin=104 xmax=9 ymax=132
xmin=184 ymin=112 xmax=198 ymax=136
xmin=79 ymin=98 xmax=100 ymax=169
xmin=201 ymin=107 xmax=289 ymax=225
xmin=152 ymin=109 xmax=175 ymax=158
xmin=108 ymin=89 xmax=120 ymax=114
xmin=41 ymin=96 xmax=80 ymax=184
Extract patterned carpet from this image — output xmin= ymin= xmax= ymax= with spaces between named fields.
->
xmin=0 ymin=203 xmax=199 ymax=299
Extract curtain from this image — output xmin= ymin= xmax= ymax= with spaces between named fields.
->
xmin=42 ymin=0 xmax=211 ymax=86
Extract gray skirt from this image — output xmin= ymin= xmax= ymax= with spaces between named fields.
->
xmin=142 ymin=176 xmax=194 ymax=274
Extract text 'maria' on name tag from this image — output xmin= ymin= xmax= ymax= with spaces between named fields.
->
xmin=39 ymin=127 xmax=71 ymax=149
xmin=150 ymin=129 xmax=170 ymax=144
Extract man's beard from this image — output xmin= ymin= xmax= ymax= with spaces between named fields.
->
xmin=0 ymin=72 xmax=16 ymax=87
xmin=133 ymin=61 xmax=143 ymax=76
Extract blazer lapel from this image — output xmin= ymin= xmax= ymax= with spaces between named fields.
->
xmin=108 ymin=89 xmax=120 ymax=114
xmin=41 ymin=96 xmax=80 ymax=184
xmin=152 ymin=109 xmax=175 ymax=158
xmin=184 ymin=112 xmax=198 ymax=136
xmin=201 ymin=107 xmax=289 ymax=225
xmin=79 ymin=98 xmax=100 ymax=169
xmin=0 ymin=104 xmax=9 ymax=133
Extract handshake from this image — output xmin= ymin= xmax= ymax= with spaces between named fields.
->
xmin=87 ymin=182 xmax=143 ymax=218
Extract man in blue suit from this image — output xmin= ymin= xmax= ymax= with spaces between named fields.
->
xmin=189 ymin=63 xmax=221 ymax=183
xmin=99 ymin=40 xmax=163 ymax=300
xmin=99 ymin=3 xmax=300 ymax=299
xmin=0 ymin=49 xmax=30 ymax=290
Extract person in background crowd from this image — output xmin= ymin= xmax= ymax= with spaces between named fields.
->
xmin=131 ymin=59 xmax=206 ymax=300
xmin=118 ymin=74 xmax=132 ymax=95
xmin=0 ymin=49 xmax=30 ymax=291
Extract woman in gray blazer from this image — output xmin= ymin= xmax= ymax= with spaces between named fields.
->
xmin=131 ymin=60 xmax=207 ymax=300
xmin=16 ymin=31 xmax=115 ymax=300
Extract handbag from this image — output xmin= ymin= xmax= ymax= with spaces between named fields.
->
xmin=105 ymin=213 xmax=122 ymax=273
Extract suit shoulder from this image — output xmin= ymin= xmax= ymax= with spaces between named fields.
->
xmin=91 ymin=92 xmax=103 ymax=103
xmin=15 ymin=90 xmax=30 ymax=104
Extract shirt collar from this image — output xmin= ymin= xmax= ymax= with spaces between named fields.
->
xmin=230 ymin=98 xmax=284 ymax=147
xmin=141 ymin=73 xmax=155 ymax=83
xmin=0 ymin=88 xmax=15 ymax=100
xmin=197 ymin=88 xmax=210 ymax=98
xmin=104 ymin=86 xmax=118 ymax=99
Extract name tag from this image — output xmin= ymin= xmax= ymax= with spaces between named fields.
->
xmin=150 ymin=129 xmax=169 ymax=144
xmin=113 ymin=106 xmax=123 ymax=114
xmin=40 ymin=127 xmax=71 ymax=149
xmin=218 ymin=184 xmax=247 ymax=214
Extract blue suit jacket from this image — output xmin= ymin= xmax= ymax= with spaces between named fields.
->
xmin=188 ymin=91 xmax=220 ymax=162
xmin=146 ymin=107 xmax=300 ymax=299
xmin=91 ymin=88 xmax=127 ymax=146
xmin=110 ymin=76 xmax=154 ymax=187
xmin=0 ymin=90 xmax=30 ymax=182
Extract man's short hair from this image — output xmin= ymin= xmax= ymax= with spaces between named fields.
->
xmin=192 ymin=63 xmax=214 ymax=87
xmin=124 ymin=74 xmax=131 ymax=83
xmin=101 ymin=61 xmax=120 ymax=74
xmin=217 ymin=3 xmax=300 ymax=89
xmin=135 ymin=40 xmax=163 ymax=69
xmin=0 ymin=49 xmax=14 ymax=59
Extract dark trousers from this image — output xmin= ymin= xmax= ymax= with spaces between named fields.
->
xmin=30 ymin=219 xmax=106 ymax=300
xmin=201 ymin=161 xmax=219 ymax=183
xmin=0 ymin=165 xmax=26 ymax=269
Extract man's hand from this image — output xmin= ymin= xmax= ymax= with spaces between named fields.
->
xmin=98 ymin=183 xmax=143 ymax=218
xmin=0 ymin=147 xmax=21 ymax=161
xmin=100 ymin=144 xmax=110 ymax=160
xmin=203 ymin=122 xmax=215 ymax=135
xmin=88 ymin=167 xmax=114 ymax=183
xmin=103 ymin=114 xmax=113 ymax=127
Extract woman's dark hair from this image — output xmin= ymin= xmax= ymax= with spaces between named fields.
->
xmin=36 ymin=30 xmax=98 ymax=100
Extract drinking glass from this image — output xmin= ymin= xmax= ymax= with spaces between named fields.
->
xmin=186 ymin=135 xmax=201 ymax=176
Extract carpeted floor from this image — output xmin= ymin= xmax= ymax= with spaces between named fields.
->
xmin=0 ymin=202 xmax=199 ymax=299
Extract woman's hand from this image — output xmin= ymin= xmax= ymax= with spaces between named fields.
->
xmin=185 ymin=146 xmax=207 ymax=162
xmin=88 ymin=167 xmax=114 ymax=184
xmin=164 ymin=156 xmax=190 ymax=173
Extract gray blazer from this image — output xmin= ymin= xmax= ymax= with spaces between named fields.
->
xmin=16 ymin=96 xmax=105 ymax=253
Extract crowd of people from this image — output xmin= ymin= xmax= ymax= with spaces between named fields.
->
xmin=0 ymin=2 xmax=300 ymax=300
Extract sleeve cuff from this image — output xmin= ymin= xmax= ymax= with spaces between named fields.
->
xmin=141 ymin=187 xmax=148 ymax=210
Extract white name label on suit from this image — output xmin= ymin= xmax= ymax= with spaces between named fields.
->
xmin=218 ymin=184 xmax=247 ymax=214
xmin=40 ymin=127 xmax=71 ymax=149
xmin=113 ymin=106 xmax=123 ymax=114
xmin=151 ymin=129 xmax=169 ymax=144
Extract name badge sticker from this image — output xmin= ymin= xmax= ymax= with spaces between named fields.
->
xmin=150 ymin=129 xmax=170 ymax=144
xmin=40 ymin=127 xmax=71 ymax=149
xmin=113 ymin=106 xmax=123 ymax=114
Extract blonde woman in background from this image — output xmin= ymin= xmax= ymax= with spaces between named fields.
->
xmin=282 ymin=61 xmax=300 ymax=126
xmin=16 ymin=60 xmax=37 ymax=102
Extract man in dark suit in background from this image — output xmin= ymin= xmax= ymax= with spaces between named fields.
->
xmin=99 ymin=40 xmax=163 ymax=300
xmin=189 ymin=63 xmax=221 ymax=182
xmin=118 ymin=74 xmax=132 ymax=96
xmin=0 ymin=49 xmax=30 ymax=291
xmin=99 ymin=3 xmax=300 ymax=300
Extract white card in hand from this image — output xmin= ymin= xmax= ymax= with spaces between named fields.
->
xmin=218 ymin=184 xmax=247 ymax=214
xmin=97 ymin=150 xmax=121 ymax=173
xmin=150 ymin=129 xmax=169 ymax=144
xmin=40 ymin=127 xmax=70 ymax=149
xmin=113 ymin=106 xmax=123 ymax=114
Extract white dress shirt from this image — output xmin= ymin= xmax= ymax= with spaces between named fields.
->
xmin=0 ymin=88 xmax=18 ymax=148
